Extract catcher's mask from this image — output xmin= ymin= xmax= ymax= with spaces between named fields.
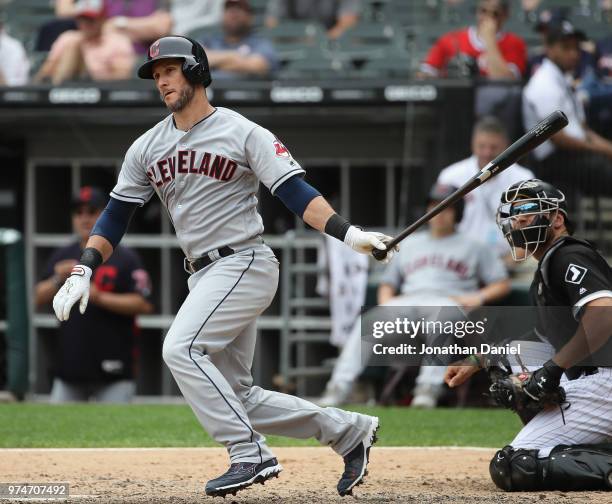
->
xmin=496 ymin=179 xmax=569 ymax=261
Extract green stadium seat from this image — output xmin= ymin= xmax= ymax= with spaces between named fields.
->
xmin=279 ymin=57 xmax=345 ymax=80
xmin=336 ymin=22 xmax=399 ymax=46
xmin=264 ymin=21 xmax=325 ymax=42
xmin=28 ymin=50 xmax=49 ymax=76
xmin=381 ymin=1 xmax=443 ymax=26
xmin=274 ymin=43 xmax=330 ymax=65
xmin=333 ymin=23 xmax=404 ymax=62
xmin=358 ymin=55 xmax=414 ymax=79
xmin=186 ymin=25 xmax=224 ymax=44
xmin=264 ymin=21 xmax=326 ymax=62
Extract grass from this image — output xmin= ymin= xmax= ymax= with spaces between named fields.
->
xmin=0 ymin=404 xmax=523 ymax=448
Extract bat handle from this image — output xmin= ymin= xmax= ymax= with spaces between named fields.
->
xmin=372 ymin=247 xmax=388 ymax=261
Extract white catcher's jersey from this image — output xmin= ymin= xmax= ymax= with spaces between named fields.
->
xmin=111 ymin=107 xmax=305 ymax=258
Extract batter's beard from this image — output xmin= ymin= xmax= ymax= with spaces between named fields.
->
xmin=162 ymin=84 xmax=196 ymax=112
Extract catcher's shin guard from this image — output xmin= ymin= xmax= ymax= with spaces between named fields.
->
xmin=490 ymin=444 xmax=612 ymax=491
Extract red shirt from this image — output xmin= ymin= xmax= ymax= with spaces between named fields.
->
xmin=421 ymin=26 xmax=527 ymax=78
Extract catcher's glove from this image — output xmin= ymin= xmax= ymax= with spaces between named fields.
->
xmin=488 ymin=362 xmax=567 ymax=425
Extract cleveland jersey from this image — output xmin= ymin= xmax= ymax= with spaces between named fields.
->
xmin=381 ymin=230 xmax=508 ymax=297
xmin=111 ymin=107 xmax=305 ymax=258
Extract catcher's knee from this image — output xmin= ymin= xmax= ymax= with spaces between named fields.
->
xmin=490 ymin=446 xmax=539 ymax=491
xmin=490 ymin=444 xmax=612 ymax=492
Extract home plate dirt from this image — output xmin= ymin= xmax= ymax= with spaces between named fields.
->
xmin=1 ymin=447 xmax=610 ymax=503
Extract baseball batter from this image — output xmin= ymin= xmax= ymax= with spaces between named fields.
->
xmin=52 ymin=36 xmax=397 ymax=498
xmin=445 ymin=179 xmax=612 ymax=492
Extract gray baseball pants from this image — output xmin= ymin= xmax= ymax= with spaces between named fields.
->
xmin=162 ymin=243 xmax=371 ymax=464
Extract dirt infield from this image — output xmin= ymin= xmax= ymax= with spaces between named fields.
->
xmin=1 ymin=447 xmax=610 ymax=503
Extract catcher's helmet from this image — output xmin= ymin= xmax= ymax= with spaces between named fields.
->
xmin=497 ymin=179 xmax=569 ymax=261
xmin=138 ymin=36 xmax=212 ymax=87
xmin=427 ymin=183 xmax=464 ymax=223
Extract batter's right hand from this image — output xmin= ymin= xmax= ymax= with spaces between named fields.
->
xmin=344 ymin=227 xmax=399 ymax=264
xmin=52 ymin=265 xmax=93 ymax=321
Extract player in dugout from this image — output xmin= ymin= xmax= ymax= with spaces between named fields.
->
xmin=35 ymin=186 xmax=153 ymax=403
xmin=318 ymin=183 xmax=511 ymax=408
xmin=445 ymin=179 xmax=612 ymax=492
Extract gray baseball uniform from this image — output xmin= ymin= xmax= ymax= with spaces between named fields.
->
xmin=328 ymin=230 xmax=508 ymax=388
xmin=381 ymin=230 xmax=508 ymax=297
xmin=111 ymin=107 xmax=370 ymax=463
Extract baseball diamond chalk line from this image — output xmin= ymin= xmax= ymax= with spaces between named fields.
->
xmin=0 ymin=446 xmax=494 ymax=453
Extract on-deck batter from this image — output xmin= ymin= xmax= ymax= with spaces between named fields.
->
xmin=51 ymin=36 xmax=398 ymax=498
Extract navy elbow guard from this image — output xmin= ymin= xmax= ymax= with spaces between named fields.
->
xmin=91 ymin=197 xmax=138 ymax=248
xmin=275 ymin=175 xmax=321 ymax=218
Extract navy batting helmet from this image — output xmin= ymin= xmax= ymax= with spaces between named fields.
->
xmin=427 ymin=183 xmax=464 ymax=223
xmin=138 ymin=36 xmax=212 ymax=87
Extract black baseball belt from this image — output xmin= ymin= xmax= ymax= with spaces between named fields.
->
xmin=184 ymin=246 xmax=235 ymax=274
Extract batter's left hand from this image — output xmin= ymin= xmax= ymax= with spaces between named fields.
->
xmin=344 ymin=227 xmax=398 ymax=264
xmin=524 ymin=359 xmax=564 ymax=401
xmin=52 ymin=265 xmax=92 ymax=321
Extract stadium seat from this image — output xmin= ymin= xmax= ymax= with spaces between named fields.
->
xmin=265 ymin=21 xmax=326 ymax=62
xmin=29 ymin=51 xmax=49 ymax=76
xmin=264 ymin=21 xmax=325 ymax=42
xmin=337 ymin=23 xmax=398 ymax=46
xmin=279 ymin=57 xmax=345 ymax=80
xmin=186 ymin=25 xmax=225 ymax=44
xmin=332 ymin=23 xmax=405 ymax=63
xmin=275 ymin=43 xmax=331 ymax=67
xmin=358 ymin=55 xmax=414 ymax=79
xmin=381 ymin=1 xmax=443 ymax=27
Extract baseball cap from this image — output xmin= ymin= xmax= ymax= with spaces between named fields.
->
xmin=74 ymin=0 xmax=106 ymax=19
xmin=71 ymin=186 xmax=107 ymax=211
xmin=535 ymin=8 xmax=569 ymax=32
xmin=545 ymin=20 xmax=586 ymax=45
xmin=427 ymin=183 xmax=458 ymax=203
xmin=225 ymin=0 xmax=252 ymax=12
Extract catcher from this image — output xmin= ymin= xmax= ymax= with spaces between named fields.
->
xmin=445 ymin=179 xmax=612 ymax=492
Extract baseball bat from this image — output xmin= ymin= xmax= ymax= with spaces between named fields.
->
xmin=372 ymin=110 xmax=568 ymax=261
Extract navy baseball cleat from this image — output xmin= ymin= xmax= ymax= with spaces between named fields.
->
xmin=337 ymin=416 xmax=379 ymax=496
xmin=205 ymin=458 xmax=282 ymax=497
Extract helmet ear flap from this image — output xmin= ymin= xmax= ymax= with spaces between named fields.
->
xmin=181 ymin=56 xmax=212 ymax=87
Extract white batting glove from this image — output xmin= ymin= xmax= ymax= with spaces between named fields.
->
xmin=52 ymin=265 xmax=92 ymax=321
xmin=344 ymin=226 xmax=399 ymax=264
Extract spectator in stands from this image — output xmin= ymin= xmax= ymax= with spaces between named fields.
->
xmin=35 ymin=0 xmax=136 ymax=84
xmin=0 ymin=21 xmax=30 ymax=86
xmin=419 ymin=0 xmax=527 ymax=79
xmin=527 ymin=9 xmax=594 ymax=79
xmin=523 ymin=20 xmax=612 ymax=203
xmin=103 ymin=1 xmax=225 ymax=47
xmin=39 ymin=0 xmax=166 ymax=54
xmin=265 ymin=0 xmax=360 ymax=40
xmin=34 ymin=187 xmax=153 ymax=403
xmin=102 ymin=0 xmax=171 ymax=54
xmin=437 ymin=116 xmax=534 ymax=263
xmin=579 ymin=20 xmax=612 ymax=131
xmin=199 ymin=0 xmax=279 ymax=80
xmin=317 ymin=184 xmax=510 ymax=409
xmin=521 ymin=0 xmax=542 ymax=16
